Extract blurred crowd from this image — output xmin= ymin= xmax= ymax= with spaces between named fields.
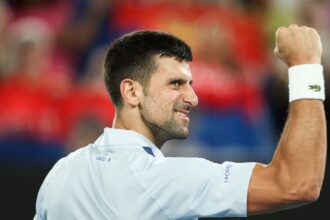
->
xmin=0 ymin=0 xmax=329 ymax=165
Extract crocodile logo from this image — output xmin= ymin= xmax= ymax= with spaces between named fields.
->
xmin=309 ymin=85 xmax=321 ymax=92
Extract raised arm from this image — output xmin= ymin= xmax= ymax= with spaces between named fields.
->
xmin=247 ymin=24 xmax=327 ymax=214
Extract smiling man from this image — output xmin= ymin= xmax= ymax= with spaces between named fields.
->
xmin=35 ymin=26 xmax=327 ymax=220
xmin=113 ymin=57 xmax=197 ymax=146
xmin=104 ymin=31 xmax=198 ymax=147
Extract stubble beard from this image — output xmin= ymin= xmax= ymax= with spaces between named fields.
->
xmin=140 ymin=107 xmax=189 ymax=146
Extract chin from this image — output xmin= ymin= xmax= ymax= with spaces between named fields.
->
xmin=172 ymin=135 xmax=188 ymax=140
xmin=172 ymin=128 xmax=189 ymax=139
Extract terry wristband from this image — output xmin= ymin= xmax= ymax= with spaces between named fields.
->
xmin=288 ymin=64 xmax=325 ymax=102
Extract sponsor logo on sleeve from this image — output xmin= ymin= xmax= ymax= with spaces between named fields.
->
xmin=223 ymin=164 xmax=232 ymax=183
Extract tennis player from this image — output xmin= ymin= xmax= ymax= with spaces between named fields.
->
xmin=34 ymin=24 xmax=327 ymax=219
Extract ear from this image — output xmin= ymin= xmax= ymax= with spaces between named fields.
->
xmin=119 ymin=79 xmax=143 ymax=107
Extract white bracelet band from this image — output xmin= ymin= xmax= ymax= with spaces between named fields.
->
xmin=288 ymin=64 xmax=325 ymax=102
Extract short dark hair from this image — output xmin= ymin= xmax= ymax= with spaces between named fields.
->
xmin=104 ymin=30 xmax=192 ymax=107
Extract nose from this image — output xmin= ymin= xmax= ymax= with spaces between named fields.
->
xmin=183 ymin=86 xmax=199 ymax=107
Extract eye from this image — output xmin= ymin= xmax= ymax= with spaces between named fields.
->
xmin=170 ymin=80 xmax=182 ymax=89
xmin=173 ymin=81 xmax=180 ymax=87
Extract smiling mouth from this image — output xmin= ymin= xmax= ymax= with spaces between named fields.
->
xmin=174 ymin=109 xmax=190 ymax=122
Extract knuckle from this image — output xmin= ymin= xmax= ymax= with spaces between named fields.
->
xmin=289 ymin=24 xmax=298 ymax=28
xmin=310 ymin=28 xmax=318 ymax=35
xmin=276 ymin=26 xmax=285 ymax=33
xmin=300 ymin=26 xmax=310 ymax=32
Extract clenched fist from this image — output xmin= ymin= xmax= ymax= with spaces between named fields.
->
xmin=274 ymin=24 xmax=322 ymax=67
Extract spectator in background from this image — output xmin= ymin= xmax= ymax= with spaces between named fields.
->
xmin=0 ymin=1 xmax=11 ymax=78
xmin=188 ymin=20 xmax=274 ymax=161
xmin=0 ymin=18 xmax=69 ymax=163
xmin=6 ymin=0 xmax=117 ymax=79
xmin=63 ymin=46 xmax=115 ymax=153
xmin=57 ymin=0 xmax=119 ymax=79
xmin=6 ymin=0 xmax=74 ymax=75
xmin=0 ymin=0 xmax=119 ymax=164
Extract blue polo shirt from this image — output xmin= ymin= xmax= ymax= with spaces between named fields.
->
xmin=34 ymin=128 xmax=256 ymax=220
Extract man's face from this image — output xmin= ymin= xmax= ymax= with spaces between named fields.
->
xmin=139 ymin=57 xmax=198 ymax=142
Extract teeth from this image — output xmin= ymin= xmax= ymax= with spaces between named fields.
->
xmin=175 ymin=111 xmax=187 ymax=116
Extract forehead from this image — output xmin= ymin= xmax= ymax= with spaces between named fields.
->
xmin=150 ymin=56 xmax=192 ymax=81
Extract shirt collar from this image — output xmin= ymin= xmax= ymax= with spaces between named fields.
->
xmin=94 ymin=128 xmax=164 ymax=158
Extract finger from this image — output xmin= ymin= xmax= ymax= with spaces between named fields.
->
xmin=274 ymin=46 xmax=278 ymax=56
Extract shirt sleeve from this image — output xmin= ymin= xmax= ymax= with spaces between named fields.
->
xmin=130 ymin=156 xmax=256 ymax=219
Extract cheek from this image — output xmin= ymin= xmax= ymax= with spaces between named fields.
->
xmin=146 ymin=87 xmax=180 ymax=112
xmin=158 ymin=92 xmax=179 ymax=110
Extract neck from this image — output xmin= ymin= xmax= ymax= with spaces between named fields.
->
xmin=112 ymin=109 xmax=165 ymax=148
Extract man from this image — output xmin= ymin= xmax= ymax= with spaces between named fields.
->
xmin=34 ymin=24 xmax=327 ymax=219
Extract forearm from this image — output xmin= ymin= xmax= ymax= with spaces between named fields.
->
xmin=272 ymin=99 xmax=326 ymax=200
xmin=247 ymin=25 xmax=327 ymax=215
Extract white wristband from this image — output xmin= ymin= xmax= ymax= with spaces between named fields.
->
xmin=288 ymin=64 xmax=325 ymax=102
